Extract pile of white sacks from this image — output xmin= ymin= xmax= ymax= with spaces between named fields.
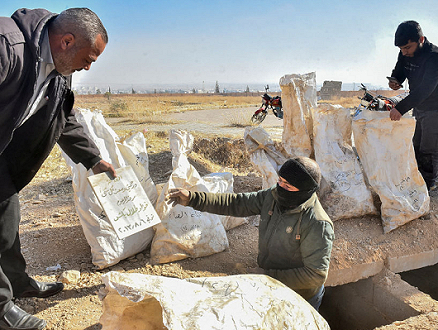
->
xmin=62 ymin=72 xmax=428 ymax=328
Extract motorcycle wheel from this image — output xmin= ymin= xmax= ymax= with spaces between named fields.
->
xmin=251 ymin=111 xmax=267 ymax=124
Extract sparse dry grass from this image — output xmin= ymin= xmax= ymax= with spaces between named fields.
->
xmin=225 ymin=108 xmax=255 ymax=127
xmin=74 ymin=93 xmax=261 ymax=124
xmin=38 ymin=92 xmax=362 ymax=179
xmin=318 ymin=96 xmax=359 ymax=109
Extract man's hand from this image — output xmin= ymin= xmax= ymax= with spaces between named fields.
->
xmin=92 ymin=160 xmax=117 ymax=178
xmin=166 ymin=188 xmax=191 ymax=207
xmin=389 ymin=108 xmax=403 ymax=121
xmin=388 ymin=81 xmax=402 ymax=90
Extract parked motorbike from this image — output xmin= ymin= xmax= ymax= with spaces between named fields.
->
xmin=251 ymin=86 xmax=283 ymax=124
xmin=354 ymin=83 xmax=404 ymax=117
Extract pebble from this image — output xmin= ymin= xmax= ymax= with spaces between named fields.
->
xmin=60 ymin=270 xmax=81 ymax=284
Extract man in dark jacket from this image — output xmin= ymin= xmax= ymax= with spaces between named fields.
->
xmin=388 ymin=21 xmax=438 ymax=192
xmin=167 ymin=157 xmax=334 ymax=311
xmin=0 ymin=8 xmax=116 ymax=330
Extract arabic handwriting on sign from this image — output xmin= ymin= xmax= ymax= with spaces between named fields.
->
xmin=117 ymin=195 xmax=136 ymax=206
xmin=113 ymin=205 xmax=138 ymax=222
xmin=113 ymin=202 xmax=152 ymax=222
xmin=100 ymin=178 xmax=138 ymax=198
xmin=117 ymin=217 xmax=152 ymax=234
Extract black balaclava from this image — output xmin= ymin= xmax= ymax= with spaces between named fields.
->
xmin=275 ymin=158 xmax=319 ymax=209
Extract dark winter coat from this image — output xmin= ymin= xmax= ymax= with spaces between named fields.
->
xmin=392 ymin=38 xmax=438 ymax=115
xmin=0 ymin=8 xmax=101 ymax=201
xmin=188 ymin=187 xmax=334 ymax=300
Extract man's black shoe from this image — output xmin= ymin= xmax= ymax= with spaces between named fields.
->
xmin=0 ymin=305 xmax=46 ymax=330
xmin=15 ymin=279 xmax=64 ymax=299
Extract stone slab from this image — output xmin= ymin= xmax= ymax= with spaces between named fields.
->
xmin=327 ymin=205 xmax=438 ymax=286
xmin=387 ymin=249 xmax=438 ymax=274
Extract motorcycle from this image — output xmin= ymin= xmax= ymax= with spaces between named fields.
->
xmin=251 ymin=86 xmax=283 ymax=124
xmin=354 ymin=83 xmax=405 ymax=117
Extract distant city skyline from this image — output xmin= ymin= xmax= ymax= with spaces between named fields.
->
xmin=72 ymin=80 xmax=388 ymax=95
xmin=2 ymin=1 xmax=438 ymax=90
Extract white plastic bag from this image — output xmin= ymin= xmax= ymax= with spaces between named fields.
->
xmin=313 ymin=104 xmax=377 ymax=220
xmin=352 ymin=110 xmax=429 ymax=233
xmin=100 ymin=271 xmax=330 ymax=330
xmin=151 ymin=130 xmax=229 ymax=264
xmin=117 ymin=132 xmax=158 ymax=206
xmin=244 ymin=126 xmax=287 ymax=189
xmin=202 ymin=172 xmax=247 ymax=230
xmin=63 ymin=109 xmax=156 ymax=268
xmin=279 ymin=72 xmax=317 ymax=157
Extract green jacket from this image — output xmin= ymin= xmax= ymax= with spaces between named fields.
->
xmin=189 ymin=186 xmax=334 ymax=300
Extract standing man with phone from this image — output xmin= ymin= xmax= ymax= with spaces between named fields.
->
xmin=388 ymin=21 xmax=438 ymax=192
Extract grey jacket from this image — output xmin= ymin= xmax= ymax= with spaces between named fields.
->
xmin=0 ymin=8 xmax=101 ymax=200
xmin=188 ymin=187 xmax=335 ymax=300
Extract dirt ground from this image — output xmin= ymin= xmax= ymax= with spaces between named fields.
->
xmin=14 ymin=108 xmax=438 ymax=329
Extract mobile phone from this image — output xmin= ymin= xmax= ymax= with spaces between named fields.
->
xmin=386 ymin=76 xmax=403 ymax=87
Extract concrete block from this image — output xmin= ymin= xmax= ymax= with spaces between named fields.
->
xmin=326 ymin=260 xmax=385 ymax=286
xmin=387 ymin=249 xmax=438 ymax=274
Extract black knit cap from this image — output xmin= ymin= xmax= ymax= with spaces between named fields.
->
xmin=278 ymin=158 xmax=319 ymax=192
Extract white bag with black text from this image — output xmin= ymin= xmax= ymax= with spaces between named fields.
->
xmin=352 ymin=110 xmax=429 ymax=233
xmin=100 ymin=271 xmax=330 ymax=330
xmin=62 ymin=109 xmax=156 ymax=268
xmin=313 ymin=104 xmax=377 ymax=220
xmin=150 ymin=130 xmax=229 ymax=264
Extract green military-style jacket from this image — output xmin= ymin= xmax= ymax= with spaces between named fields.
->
xmin=188 ymin=186 xmax=334 ymax=300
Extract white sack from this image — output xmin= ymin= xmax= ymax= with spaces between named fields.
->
xmin=313 ymin=104 xmax=377 ymax=220
xmin=117 ymin=132 xmax=158 ymax=206
xmin=352 ymin=110 xmax=429 ymax=233
xmin=202 ymin=172 xmax=247 ymax=230
xmin=62 ymin=109 xmax=155 ymax=268
xmin=244 ymin=126 xmax=287 ymax=189
xmin=100 ymin=271 xmax=330 ymax=330
xmin=279 ymin=72 xmax=317 ymax=157
xmin=151 ymin=130 xmax=229 ymax=264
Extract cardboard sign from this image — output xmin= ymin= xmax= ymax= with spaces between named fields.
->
xmin=88 ymin=166 xmax=161 ymax=239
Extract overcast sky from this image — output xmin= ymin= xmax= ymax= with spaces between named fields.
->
xmin=2 ymin=0 xmax=438 ymax=90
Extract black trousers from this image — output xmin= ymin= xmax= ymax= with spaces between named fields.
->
xmin=413 ymin=110 xmax=438 ymax=189
xmin=0 ymin=194 xmax=31 ymax=317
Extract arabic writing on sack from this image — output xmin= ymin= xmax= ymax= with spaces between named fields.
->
xmin=333 ymin=169 xmax=363 ymax=192
xmin=168 ymin=209 xmax=203 ymax=241
xmin=88 ymin=166 xmax=161 ymax=239
xmin=395 ymin=176 xmax=420 ymax=211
